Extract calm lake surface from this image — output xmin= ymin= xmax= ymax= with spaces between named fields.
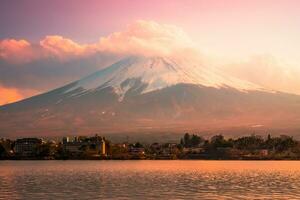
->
xmin=0 ymin=161 xmax=300 ymax=199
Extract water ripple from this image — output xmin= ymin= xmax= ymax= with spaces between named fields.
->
xmin=0 ymin=161 xmax=300 ymax=199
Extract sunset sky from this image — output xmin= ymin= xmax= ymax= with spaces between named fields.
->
xmin=1 ymin=0 xmax=300 ymax=105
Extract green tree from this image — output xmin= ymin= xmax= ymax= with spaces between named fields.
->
xmin=190 ymin=134 xmax=203 ymax=147
xmin=134 ymin=142 xmax=143 ymax=148
xmin=210 ymin=135 xmax=232 ymax=148
xmin=234 ymin=135 xmax=264 ymax=150
xmin=183 ymin=133 xmax=191 ymax=147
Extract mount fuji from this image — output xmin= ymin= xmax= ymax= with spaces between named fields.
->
xmin=1 ymin=56 xmax=300 ymax=138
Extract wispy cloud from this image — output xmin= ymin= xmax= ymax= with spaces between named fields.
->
xmin=223 ymin=55 xmax=300 ymax=95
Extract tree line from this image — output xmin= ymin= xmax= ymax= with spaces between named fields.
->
xmin=180 ymin=133 xmax=298 ymax=152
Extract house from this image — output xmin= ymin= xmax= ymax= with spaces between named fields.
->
xmin=129 ymin=147 xmax=145 ymax=155
xmin=129 ymin=147 xmax=145 ymax=159
xmin=183 ymin=147 xmax=204 ymax=154
xmin=14 ymin=138 xmax=43 ymax=157
xmin=150 ymin=143 xmax=162 ymax=154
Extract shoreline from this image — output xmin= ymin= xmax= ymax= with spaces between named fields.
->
xmin=2 ymin=158 xmax=300 ymax=161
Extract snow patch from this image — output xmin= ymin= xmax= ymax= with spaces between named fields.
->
xmin=64 ymin=56 xmax=266 ymax=100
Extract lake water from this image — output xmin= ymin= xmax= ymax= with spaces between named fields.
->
xmin=0 ymin=161 xmax=300 ymax=199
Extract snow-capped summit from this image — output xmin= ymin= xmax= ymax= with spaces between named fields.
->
xmin=66 ymin=56 xmax=263 ymax=100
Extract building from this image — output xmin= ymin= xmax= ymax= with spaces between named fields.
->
xmin=63 ymin=135 xmax=106 ymax=156
xmin=183 ymin=147 xmax=204 ymax=154
xmin=129 ymin=147 xmax=145 ymax=157
xmin=98 ymin=138 xmax=106 ymax=155
xmin=150 ymin=143 xmax=162 ymax=153
xmin=62 ymin=137 xmax=70 ymax=144
xmin=64 ymin=142 xmax=82 ymax=154
xmin=14 ymin=138 xmax=43 ymax=157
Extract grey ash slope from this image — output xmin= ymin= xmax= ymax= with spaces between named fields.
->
xmin=1 ymin=56 xmax=300 ymax=137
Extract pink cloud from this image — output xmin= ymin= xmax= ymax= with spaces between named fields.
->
xmin=0 ymin=84 xmax=23 ymax=105
xmin=0 ymin=39 xmax=38 ymax=64
xmin=0 ymin=83 xmax=40 ymax=105
xmin=0 ymin=20 xmax=195 ymax=64
xmin=96 ymin=20 xmax=194 ymax=56
xmin=40 ymin=35 xmax=92 ymax=60
xmin=0 ymin=36 xmax=93 ymax=63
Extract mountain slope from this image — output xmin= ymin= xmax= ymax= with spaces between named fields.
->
xmin=0 ymin=56 xmax=300 ymax=138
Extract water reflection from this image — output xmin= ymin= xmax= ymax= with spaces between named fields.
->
xmin=0 ymin=161 xmax=299 ymax=199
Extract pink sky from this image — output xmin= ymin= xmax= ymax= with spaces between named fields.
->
xmin=1 ymin=0 xmax=300 ymax=60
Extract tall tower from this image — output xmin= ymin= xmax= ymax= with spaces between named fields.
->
xmin=96 ymin=137 xmax=106 ymax=155
xmin=100 ymin=138 xmax=106 ymax=155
